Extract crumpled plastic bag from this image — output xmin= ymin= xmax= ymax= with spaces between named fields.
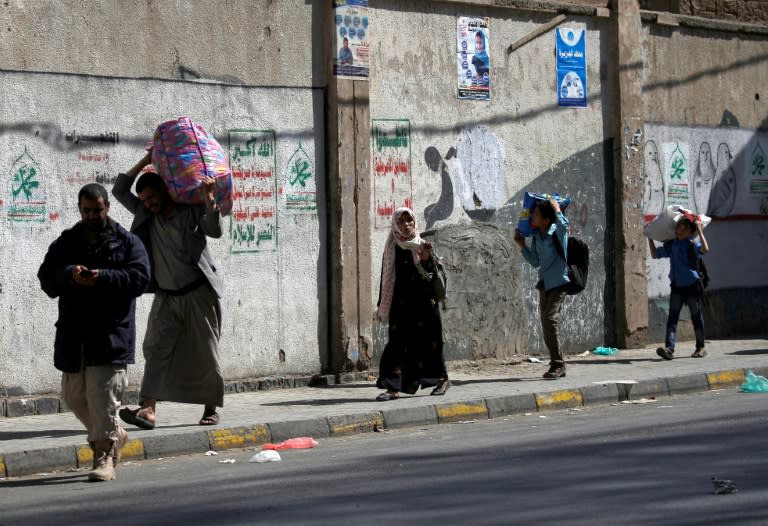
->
xmin=740 ymin=370 xmax=768 ymax=393
xmin=261 ymin=437 xmax=319 ymax=450
xmin=592 ymin=346 xmax=619 ymax=356
xmin=249 ymin=450 xmax=282 ymax=463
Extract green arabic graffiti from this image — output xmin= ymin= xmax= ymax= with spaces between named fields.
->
xmin=290 ymin=159 xmax=312 ymax=187
xmin=12 ymin=166 xmax=40 ymax=201
xmin=753 ymin=154 xmax=765 ymax=177
xmin=670 ymin=157 xmax=685 ymax=180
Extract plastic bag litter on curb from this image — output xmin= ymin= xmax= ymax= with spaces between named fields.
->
xmin=249 ymin=450 xmax=282 ymax=463
xmin=740 ymin=370 xmax=768 ymax=392
xmin=261 ymin=437 xmax=318 ymax=450
xmin=592 ymin=346 xmax=619 ymax=356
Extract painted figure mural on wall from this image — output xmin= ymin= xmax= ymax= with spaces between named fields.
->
xmin=422 ymin=125 xmax=505 ymax=230
xmin=708 ymin=142 xmax=736 ymax=217
xmin=642 ymin=126 xmax=768 ymax=220
xmin=643 ymin=140 xmax=665 ymax=219
xmin=456 ymin=126 xmax=505 ymax=220
xmin=423 ymin=146 xmax=471 ymax=230
xmin=693 ymin=142 xmax=715 ymax=215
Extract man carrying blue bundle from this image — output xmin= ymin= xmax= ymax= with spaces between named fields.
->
xmin=514 ymin=196 xmax=570 ymax=379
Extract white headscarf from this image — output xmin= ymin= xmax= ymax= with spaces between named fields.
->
xmin=377 ymin=207 xmax=423 ymax=322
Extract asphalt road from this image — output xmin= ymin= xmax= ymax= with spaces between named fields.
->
xmin=1 ymin=389 xmax=767 ymax=526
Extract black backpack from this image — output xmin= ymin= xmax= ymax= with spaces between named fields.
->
xmin=552 ymin=236 xmax=589 ymax=295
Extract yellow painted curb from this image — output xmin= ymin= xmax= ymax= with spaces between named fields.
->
xmin=76 ymin=445 xmax=93 ymax=467
xmin=76 ymin=438 xmax=145 ymax=467
xmin=435 ymin=401 xmax=488 ymax=423
xmin=208 ymin=425 xmax=270 ymax=450
xmin=121 ymin=438 xmax=145 ymax=461
xmin=707 ymin=370 xmax=745 ymax=389
xmin=0 ymin=455 xmax=6 ymax=478
xmin=535 ymin=390 xmax=583 ymax=410
xmin=328 ymin=414 xmax=384 ymax=436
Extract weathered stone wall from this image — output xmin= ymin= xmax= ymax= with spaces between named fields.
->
xmin=641 ymin=0 xmax=768 ymax=24
xmin=1 ymin=0 xmax=767 ymax=396
xmin=679 ymin=0 xmax=768 ymax=24
xmin=0 ymin=1 xmax=327 ymax=395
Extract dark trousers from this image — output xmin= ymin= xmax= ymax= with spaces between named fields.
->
xmin=539 ymin=285 xmax=568 ymax=367
xmin=665 ymin=282 xmax=705 ymax=351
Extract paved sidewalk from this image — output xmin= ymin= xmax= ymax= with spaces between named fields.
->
xmin=1 ymin=339 xmax=766 ymax=478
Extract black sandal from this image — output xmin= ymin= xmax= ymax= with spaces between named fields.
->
xmin=376 ymin=391 xmax=399 ymax=401
xmin=430 ymin=379 xmax=450 ymax=396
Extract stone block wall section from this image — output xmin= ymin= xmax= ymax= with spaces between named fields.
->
xmin=680 ymin=0 xmax=768 ymax=24
xmin=641 ymin=0 xmax=768 ymax=24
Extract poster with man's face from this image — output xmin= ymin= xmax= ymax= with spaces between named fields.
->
xmin=333 ymin=0 xmax=370 ymax=79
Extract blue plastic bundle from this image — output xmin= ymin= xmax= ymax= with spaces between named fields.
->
xmin=740 ymin=370 xmax=768 ymax=393
xmin=592 ymin=346 xmax=619 ymax=356
xmin=517 ymin=192 xmax=571 ymax=237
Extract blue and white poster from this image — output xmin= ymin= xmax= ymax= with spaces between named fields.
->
xmin=333 ymin=0 xmax=370 ymax=79
xmin=457 ymin=16 xmax=490 ymax=101
xmin=556 ymin=28 xmax=587 ymax=108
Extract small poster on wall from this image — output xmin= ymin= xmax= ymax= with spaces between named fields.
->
xmin=457 ymin=16 xmax=490 ymax=100
xmin=556 ymin=27 xmax=587 ymax=108
xmin=333 ymin=0 xmax=370 ymax=79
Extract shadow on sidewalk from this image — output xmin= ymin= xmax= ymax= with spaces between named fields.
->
xmin=0 ymin=429 xmax=84 ymax=440
xmin=728 ymin=348 xmax=768 ymax=355
xmin=260 ymin=397 xmax=380 ymax=407
xmin=566 ymin=358 xmax=660 ymax=365
xmin=0 ymin=473 xmax=84 ymax=487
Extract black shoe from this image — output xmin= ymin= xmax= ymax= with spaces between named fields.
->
xmin=376 ymin=391 xmax=399 ymax=401
xmin=430 ymin=379 xmax=450 ymax=396
xmin=656 ymin=347 xmax=674 ymax=360
xmin=543 ymin=366 xmax=566 ymax=379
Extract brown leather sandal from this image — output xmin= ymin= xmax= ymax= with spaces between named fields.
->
xmin=199 ymin=411 xmax=220 ymax=426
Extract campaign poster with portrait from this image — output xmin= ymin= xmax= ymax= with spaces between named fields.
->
xmin=333 ymin=0 xmax=370 ymax=79
xmin=457 ymin=16 xmax=490 ymax=101
xmin=556 ymin=28 xmax=587 ymax=108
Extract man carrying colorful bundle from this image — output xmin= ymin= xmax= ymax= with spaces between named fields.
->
xmin=113 ymin=150 xmax=225 ymax=429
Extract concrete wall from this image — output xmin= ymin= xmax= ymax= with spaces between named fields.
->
xmin=1 ymin=0 xmax=767 ymax=395
xmin=642 ymin=20 xmax=768 ymax=342
xmin=0 ymin=1 xmax=326 ymax=395
xmin=368 ymin=1 xmax=616 ymax=360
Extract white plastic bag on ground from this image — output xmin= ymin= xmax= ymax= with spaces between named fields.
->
xmin=249 ymin=450 xmax=282 ymax=463
xmin=644 ymin=205 xmax=711 ymax=242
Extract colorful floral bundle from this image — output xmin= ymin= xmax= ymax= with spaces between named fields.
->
xmin=151 ymin=116 xmax=233 ymax=215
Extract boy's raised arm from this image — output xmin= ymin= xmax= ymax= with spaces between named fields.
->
xmin=696 ymin=221 xmax=709 ymax=254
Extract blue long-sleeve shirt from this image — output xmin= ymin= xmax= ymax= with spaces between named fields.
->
xmin=655 ymin=237 xmax=702 ymax=288
xmin=521 ymin=211 xmax=570 ymax=291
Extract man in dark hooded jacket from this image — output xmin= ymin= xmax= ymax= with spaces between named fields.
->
xmin=38 ymin=183 xmax=150 ymax=481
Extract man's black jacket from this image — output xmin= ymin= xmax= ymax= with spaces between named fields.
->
xmin=38 ymin=219 xmax=151 ymax=373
